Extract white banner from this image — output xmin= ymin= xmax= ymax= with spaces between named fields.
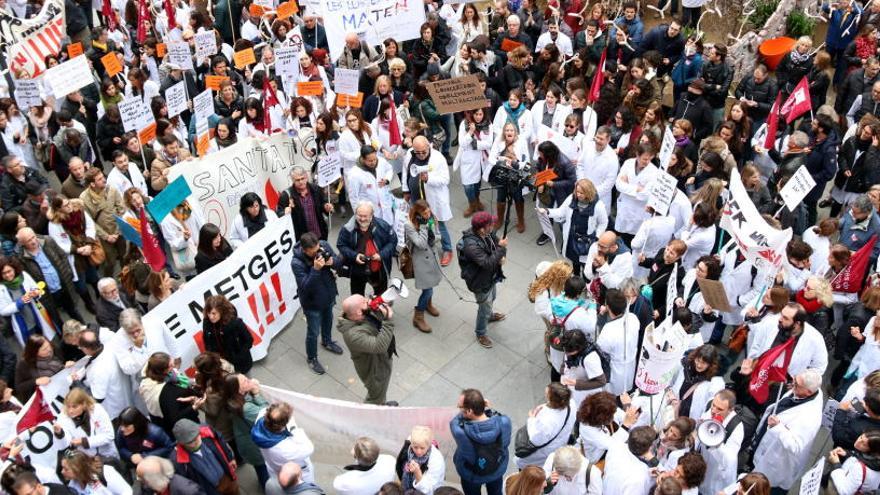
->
xmin=43 ymin=55 xmax=93 ymax=98
xmin=779 ymin=165 xmax=817 ymax=212
xmin=720 ymin=167 xmax=792 ymax=272
xmin=143 ymin=216 xmax=300 ymax=374
xmin=634 ymin=324 xmax=684 ymax=395
xmin=166 ymin=81 xmax=188 ymax=118
xmin=321 ymin=0 xmax=425 ymax=61
xmin=0 ymin=0 xmax=65 ymax=78
xmin=166 ymin=132 xmax=316 ymax=236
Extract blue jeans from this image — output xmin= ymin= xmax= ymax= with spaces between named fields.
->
xmin=416 ymin=288 xmax=433 ymax=310
xmin=438 ymin=221 xmax=452 ymax=252
xmin=463 ymin=183 xmax=481 ymax=203
xmin=461 ymin=477 xmax=503 ymax=495
xmin=304 ymin=306 xmax=334 ymax=360
xmin=473 ymin=285 xmax=497 ymax=336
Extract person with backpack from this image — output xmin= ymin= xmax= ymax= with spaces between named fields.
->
xmin=696 ymin=389 xmax=746 ymax=495
xmin=542 ymin=445 xmax=603 ymax=494
xmin=450 ymin=388 xmax=512 ymax=495
xmin=547 ymin=277 xmax=598 ymax=382
xmin=514 ymin=383 xmax=577 ymax=470
xmin=559 ymin=330 xmax=608 ymax=408
xmin=458 ymin=211 xmax=508 ymax=349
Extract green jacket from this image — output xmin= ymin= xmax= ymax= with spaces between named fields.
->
xmin=338 ymin=316 xmax=394 ymax=392
xmin=231 ymin=393 xmax=269 ymax=466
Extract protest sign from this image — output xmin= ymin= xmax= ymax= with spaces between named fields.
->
xmin=275 ymin=46 xmax=300 ymax=78
xmin=166 ymin=41 xmax=194 ymax=71
xmin=156 ymin=43 xmax=167 ymax=57
xmin=196 ymin=118 xmax=211 ymax=157
xmin=779 ymin=165 xmax=817 ymax=212
xmin=635 ymin=323 xmax=684 ymax=395
xmin=799 ymin=458 xmax=824 ymax=495
xmin=205 ymin=75 xmax=228 ymax=91
xmin=317 ymin=154 xmax=342 ymax=187
xmin=66 ymin=41 xmax=83 ymax=58
xmin=43 ymin=56 xmax=93 ymax=97
xmin=193 ymin=89 xmax=214 ymax=123
xmin=500 ymin=38 xmax=523 ymax=52
xmin=276 ymin=0 xmax=299 ymax=18
xmin=696 ymin=278 xmax=732 ymax=312
xmin=393 ymin=200 xmax=409 ymax=248
xmin=321 ymin=0 xmax=424 ymax=61
xmin=535 ymin=169 xmax=558 ymax=187
xmin=536 ymin=124 xmax=579 ymax=158
xmin=822 ymin=399 xmax=840 ymax=429
xmin=234 ymin=48 xmax=256 ymax=69
xmin=658 ymin=126 xmax=676 ymax=171
xmin=138 ymin=123 xmax=157 ymax=145
xmin=146 ymin=176 xmax=193 ymax=223
xmin=0 ymin=0 xmax=65 ymax=77
xmin=166 ymin=132 xmax=317 ymax=235
xmin=334 ymin=68 xmax=360 ymax=96
xmin=536 ymin=208 xmax=558 ymax=257
xmin=12 ymin=79 xmax=41 ymax=110
xmin=427 ymin=75 xmax=489 ymax=114
xmin=647 ymin=171 xmax=678 ymax=216
xmin=100 ymin=52 xmax=123 ymax=76
xmin=118 ymin=96 xmax=156 ymax=133
xmin=166 ymin=81 xmax=188 ymax=118
xmin=297 ymin=81 xmax=324 ymax=96
xmin=194 ymin=31 xmax=217 ymax=62
xmin=142 ymin=216 xmax=300 ymax=373
xmin=336 ymin=92 xmax=364 ymax=108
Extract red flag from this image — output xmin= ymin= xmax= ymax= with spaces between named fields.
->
xmin=588 ymin=48 xmax=606 ymax=104
xmin=388 ymin=99 xmax=402 ymax=147
xmin=780 ymin=77 xmax=812 ymax=123
xmin=763 ymin=91 xmax=782 ymax=151
xmin=136 ymin=0 xmax=150 ymax=43
xmin=749 ymin=337 xmax=797 ymax=404
xmin=832 ymin=235 xmax=877 ymax=293
xmin=102 ymin=0 xmax=118 ymax=31
xmin=164 ymin=0 xmax=177 ymax=29
xmin=262 ymin=76 xmax=279 ymax=132
xmin=15 ymin=389 xmax=55 ymax=434
xmin=139 ymin=207 xmax=167 ymax=271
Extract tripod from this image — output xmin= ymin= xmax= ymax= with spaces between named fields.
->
xmin=479 ymin=183 xmax=517 ymax=238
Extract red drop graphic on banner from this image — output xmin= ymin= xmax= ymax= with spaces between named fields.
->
xmin=264 ymin=179 xmax=280 ymax=212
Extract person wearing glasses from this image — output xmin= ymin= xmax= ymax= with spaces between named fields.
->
xmin=403 ymin=136 xmax=454 ymax=266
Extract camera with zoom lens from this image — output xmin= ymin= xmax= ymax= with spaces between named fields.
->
xmin=317 ymin=248 xmax=331 ymax=261
xmin=488 ymin=160 xmax=535 ymax=192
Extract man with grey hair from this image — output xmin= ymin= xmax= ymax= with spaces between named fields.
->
xmin=136 ymin=456 xmax=203 ymax=495
xmin=751 ymin=368 xmax=823 ymax=493
xmin=333 ymin=437 xmax=396 ymax=493
xmin=336 ymin=31 xmax=380 ymax=70
xmin=95 ymin=277 xmax=134 ymax=330
xmin=267 ymin=462 xmax=325 ymax=495
xmin=337 ymin=201 xmax=397 ymax=296
xmin=276 ymin=166 xmax=332 ymax=240
xmin=840 ymin=193 xmax=880 ymax=261
xmin=491 ymin=13 xmax=533 ymax=63
xmin=110 ymin=308 xmax=178 ymax=393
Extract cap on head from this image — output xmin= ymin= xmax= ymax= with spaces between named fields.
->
xmin=173 ymin=419 xmax=201 ymax=444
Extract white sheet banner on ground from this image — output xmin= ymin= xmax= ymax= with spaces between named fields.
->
xmin=647 ymin=171 xmax=677 ymax=216
xmin=634 ymin=323 xmax=684 ymax=395
xmin=260 ymin=385 xmax=459 ymax=479
xmin=799 ymin=457 xmax=825 ymax=495
xmin=166 ymin=132 xmax=316 ymax=235
xmin=43 ymin=55 xmax=92 ymax=98
xmin=0 ymin=0 xmax=65 ymax=78
xmin=118 ymin=96 xmax=157 ymax=133
xmin=321 ymin=0 xmax=425 ymax=61
xmin=166 ymin=81 xmax=188 ymax=118
xmin=720 ymin=167 xmax=792 ymax=273
xmin=779 ymin=165 xmax=817 ymax=212
xmin=143 ymin=216 xmax=300 ymax=374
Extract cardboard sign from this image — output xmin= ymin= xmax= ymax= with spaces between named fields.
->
xmin=276 ymin=0 xmax=298 ymax=18
xmin=100 ymin=52 xmax=123 ymax=77
xmin=165 ymin=81 xmax=188 ymax=118
xmin=297 ymin=81 xmax=324 ymax=96
xmin=779 ymin=165 xmax=817 ymax=212
xmin=234 ymin=48 xmax=256 ymax=69
xmin=194 ymin=31 xmax=218 ymax=62
xmin=647 ymin=171 xmax=678 ymax=216
xmin=696 ymin=278 xmax=732 ymax=313
xmin=499 ymin=38 xmax=523 ymax=52
xmin=334 ymin=68 xmax=360 ymax=96
xmin=426 ymin=75 xmax=489 ymax=115
xmin=336 ymin=92 xmax=364 ymax=108
xmin=157 ymin=43 xmax=167 ymax=57
xmin=146 ymin=175 xmax=193 ymax=223
xmin=799 ymin=458 xmax=824 ymax=495
xmin=66 ymin=42 xmax=83 ymax=58
xmin=535 ymin=169 xmax=558 ymax=187
xmin=317 ymin=154 xmax=342 ymax=187
xmin=138 ymin=122 xmax=157 ymax=145
xmin=205 ymin=75 xmax=229 ymax=91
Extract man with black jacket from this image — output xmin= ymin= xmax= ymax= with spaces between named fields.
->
xmin=277 ymin=166 xmax=332 ymax=241
xmin=835 ymin=58 xmax=880 ymax=120
xmin=637 ymin=19 xmax=684 ymax=76
xmin=833 ymin=387 xmax=880 ymax=451
xmin=735 ymin=64 xmax=778 ymax=127
xmin=336 ymin=201 xmax=397 ymax=297
xmin=670 ymin=79 xmax=714 ymax=140
xmin=701 ymin=44 xmax=734 ymax=128
xmin=459 ymin=212 xmax=507 ymax=349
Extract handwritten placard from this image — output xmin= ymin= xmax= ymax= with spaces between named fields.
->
xmin=426 ymin=75 xmax=489 ymax=115
xmin=165 ymin=81 xmax=188 ymax=118
xmin=194 ymin=31 xmax=218 ymax=62
xmin=233 ymin=48 xmax=256 ymax=69
xmin=275 ymin=46 xmax=300 ymax=78
xmin=696 ymin=278 xmax=732 ymax=313
xmin=317 ymin=154 xmax=342 ymax=187
xmin=336 ymin=92 xmax=364 ymax=108
xmin=13 ymin=80 xmax=41 ymax=110
xmin=205 ymin=75 xmax=229 ymax=91
xmin=193 ymin=89 xmax=215 ymax=123
xmin=100 ymin=52 xmax=123 ymax=77
xmin=334 ymin=68 xmax=360 ymax=96
xmin=67 ymin=42 xmax=83 ymax=58
xmin=297 ymin=81 xmax=324 ymax=96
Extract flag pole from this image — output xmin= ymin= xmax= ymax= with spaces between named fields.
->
xmin=769 ymin=377 xmax=787 ymax=417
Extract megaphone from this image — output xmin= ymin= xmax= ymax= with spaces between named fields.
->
xmin=368 ymin=278 xmax=410 ymax=311
xmin=697 ymin=416 xmax=726 ymax=448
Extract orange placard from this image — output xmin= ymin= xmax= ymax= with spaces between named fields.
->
xmin=157 ymin=43 xmax=167 ymax=57
xmin=101 ymin=52 xmax=123 ymax=77
xmin=197 ymin=132 xmax=210 ymax=156
xmin=233 ymin=48 xmax=256 ymax=69
xmin=205 ymin=75 xmax=229 ymax=90
xmin=276 ymin=0 xmax=298 ymax=19
xmin=138 ymin=123 xmax=157 ymax=145
xmin=297 ymin=81 xmax=324 ymax=96
xmin=499 ymin=38 xmax=523 ymax=52
xmin=336 ymin=92 xmax=364 ymax=108
xmin=249 ymin=3 xmax=265 ymax=16
xmin=534 ymin=169 xmax=558 ymax=187
xmin=67 ymin=42 xmax=83 ymax=58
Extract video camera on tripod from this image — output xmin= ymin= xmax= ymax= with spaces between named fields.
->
xmin=487 ymin=159 xmax=536 ymax=193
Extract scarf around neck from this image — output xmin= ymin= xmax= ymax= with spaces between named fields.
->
xmin=2 ymin=274 xmax=22 ymax=290
xmin=503 ymin=102 xmax=526 ymax=124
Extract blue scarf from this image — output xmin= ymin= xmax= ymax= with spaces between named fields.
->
xmin=503 ymin=102 xmax=526 ymax=125
xmin=250 ymin=416 xmax=293 ymax=449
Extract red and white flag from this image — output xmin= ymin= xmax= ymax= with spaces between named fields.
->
xmin=15 ymin=388 xmax=54 ymax=434
xmin=164 ymin=0 xmax=177 ymax=29
xmin=136 ymin=0 xmax=151 ymax=43
xmin=139 ymin=207 xmax=166 ymax=271
xmin=763 ymin=91 xmax=782 ymax=151
xmin=749 ymin=337 xmax=797 ymax=404
xmin=780 ymin=77 xmax=812 ymax=123
xmin=832 ymin=235 xmax=877 ymax=293
xmin=588 ymin=49 xmax=606 ymax=104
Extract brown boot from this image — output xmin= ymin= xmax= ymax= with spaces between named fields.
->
xmin=463 ymin=200 xmax=476 ymax=218
xmin=426 ymin=298 xmax=439 ymax=317
xmin=412 ymin=310 xmax=432 ymax=333
xmin=495 ymin=203 xmax=506 ymax=230
xmin=475 ymin=199 xmax=485 ymax=211
xmin=515 ymin=201 xmax=526 ymax=233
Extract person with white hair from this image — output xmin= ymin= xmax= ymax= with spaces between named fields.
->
xmin=95 ymin=277 xmax=135 ymax=330
xmin=333 ymin=437 xmax=397 ymax=494
xmin=396 ymin=425 xmax=446 ymax=493
xmin=336 ymin=201 xmax=398 ymax=297
xmin=542 ymin=445 xmax=602 ymax=494
xmin=109 ymin=308 xmax=178 ymax=406
xmin=136 ymin=456 xmax=204 ymax=495
xmin=751 ymin=368 xmax=824 ymax=493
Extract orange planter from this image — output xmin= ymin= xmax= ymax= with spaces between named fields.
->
xmin=759 ymin=36 xmax=797 ymax=70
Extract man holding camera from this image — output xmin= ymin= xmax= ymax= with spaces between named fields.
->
xmin=338 ymin=294 xmax=397 ymax=406
xmin=458 ymin=211 xmax=507 ymax=348
xmin=337 ymin=201 xmax=397 ymax=297
xmin=292 ymin=232 xmax=345 ymax=375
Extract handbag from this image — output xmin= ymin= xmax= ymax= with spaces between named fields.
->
xmin=399 ymin=246 xmax=415 ymax=279
xmin=87 ymin=239 xmax=106 ymax=266
xmin=171 ymin=240 xmax=197 ymax=273
xmin=727 ymin=324 xmax=749 ymax=353
xmin=514 ymin=405 xmax=571 ymax=458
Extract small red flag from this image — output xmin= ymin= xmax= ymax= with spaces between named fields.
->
xmin=136 ymin=0 xmax=150 ymax=43
xmin=102 ymin=0 xmax=118 ymax=31
xmin=749 ymin=337 xmax=797 ymax=404
xmin=139 ymin=207 xmax=167 ymax=271
xmin=164 ymin=0 xmax=177 ymax=29
xmin=763 ymin=91 xmax=782 ymax=151
xmin=15 ymin=389 xmax=55 ymax=434
xmin=588 ymin=48 xmax=606 ymax=104
xmin=832 ymin=235 xmax=877 ymax=293
xmin=262 ymin=76 xmax=279 ymax=133
xmin=780 ymin=76 xmax=812 ymax=124
xmin=388 ymin=99 xmax=402 ymax=147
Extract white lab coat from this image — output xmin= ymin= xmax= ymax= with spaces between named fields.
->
xmin=669 ymin=189 xmax=693 ymax=233
xmin=535 ymin=31 xmax=574 ymax=56
xmin=0 ymin=271 xmax=56 ymax=346
xmin=453 ymin=121 xmax=493 ymax=186
xmin=159 ymin=207 xmax=205 ymax=251
xmin=531 ymin=101 xmax=572 ymax=136
xmin=545 ymin=195 xmax=609 ymax=264
xmin=228 ymin=209 xmax=279 ymax=248
xmin=333 ymin=454 xmax=397 ymax=495
xmin=110 ymin=323 xmax=177 ymax=413
xmin=576 ymin=423 xmax=628 ymax=463
xmin=578 ymin=107 xmax=599 ymax=141
xmin=346 ymin=160 xmax=396 ymax=224
xmin=752 ymin=389 xmax=824 ymax=490
xmin=542 ymin=451 xmax=603 ymax=495
xmin=577 ymin=143 xmax=618 ymax=210
xmin=369 ymin=115 xmax=405 ymax=175
xmin=697 ymin=409 xmax=744 ymax=495
xmin=82 ymin=328 xmax=134 ymax=421
xmin=670 ymin=374 xmax=725 ymax=421
xmin=47 ymin=215 xmax=96 ymax=281
xmin=492 ymin=106 xmax=534 ymax=143
xmin=747 ymin=321 xmax=829 ymax=376
xmin=601 ymin=442 xmax=652 ymax=495
xmin=124 ymin=81 xmax=160 ymax=106
xmin=848 ymin=318 xmax=880 ymax=379
xmin=515 ymin=401 xmax=577 ymax=469
xmin=255 ymin=409 xmax=316 ymax=482
xmin=681 ymin=269 xmax=719 ymax=343
xmin=106 ymin=163 xmax=150 ymax=198
xmin=631 ymin=215 xmax=676 ymax=279
xmin=57 ymin=402 xmax=118 ymax=459
xmin=802 ymin=227 xmax=831 ymax=276
xmin=338 ymin=129 xmax=376 ymax=173
xmin=831 ymin=454 xmax=880 ymax=495
xmin=615 ymin=159 xmax=659 ymax=235
xmin=676 ymin=223 xmax=716 ymax=270
xmin=561 ymin=346 xmax=605 ymax=406
xmin=402 ymin=148 xmax=452 ymax=222
xmin=597 ymin=313 xmax=641 ymax=395
xmin=745 ymin=312 xmax=781 ymax=359
xmin=719 ymin=247 xmax=761 ymax=325
xmin=583 ymin=244 xmax=633 ymax=289
xmin=407 ymin=444 xmax=446 ymax=494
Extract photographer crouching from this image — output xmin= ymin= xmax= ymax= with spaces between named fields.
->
xmin=338 ymin=294 xmax=397 ymax=406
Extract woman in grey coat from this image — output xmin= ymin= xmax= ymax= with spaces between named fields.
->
xmin=404 ymin=200 xmax=443 ymax=333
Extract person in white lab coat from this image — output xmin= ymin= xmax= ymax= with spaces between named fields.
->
xmin=718 ymin=244 xmax=762 ymax=331
xmin=597 ymin=289 xmax=641 ymax=395
xmin=696 ymin=390 xmax=743 ymax=495
xmin=602 ymin=426 xmax=657 ymax=495
xmin=515 ymin=383 xmax=578 ymax=470
xmin=827 ymin=430 xmax=880 ymax=495
xmin=486 ymin=122 xmax=531 ymax=233
xmin=560 ymin=330 xmax=606 ymax=407
xmin=58 ymin=388 xmax=119 ymax=459
xmin=670 ymin=345 xmax=725 ymax=422
xmin=396 ymin=425 xmax=446 ymax=494
xmin=547 ymin=276 xmax=598 ymax=376
xmin=584 ymin=231 xmax=633 ymax=291
xmin=346 ymin=145 xmax=396 ymax=225
xmin=333 ymin=437 xmax=397 ymax=495
xmin=744 ymin=302 xmax=829 ymax=377
xmin=453 ymin=107 xmax=493 ymax=217
xmin=106 ymin=151 xmax=150 ymax=198
xmin=542 ymin=445 xmax=603 ymax=495
xmin=678 ymin=255 xmax=723 ymax=344
xmin=614 ymin=143 xmax=659 ymax=242
xmin=338 ymin=110 xmax=377 ymax=175
xmin=752 ymin=369 xmax=824 ymax=492
xmin=574 ymin=392 xmax=640 ymax=463
xmin=159 ymin=200 xmax=206 ymax=278
xmin=403 ymin=137 xmax=454 ymax=259
xmin=577 ymin=127 xmax=618 ymax=214
xmin=675 ymin=202 xmax=717 ymax=271
xmin=531 ymin=87 xmax=572 ymax=139
xmin=542 ymin=179 xmax=609 ymax=277
xmin=77 ymin=326 xmax=133 ymax=421
xmin=228 ymin=193 xmax=278 ymax=249
xmin=631 ymin=209 xmax=676 ymax=280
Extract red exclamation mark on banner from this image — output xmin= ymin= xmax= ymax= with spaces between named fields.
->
xmin=260 ymin=282 xmax=275 ymax=325
xmin=247 ymin=292 xmax=266 ymax=336
xmin=270 ymin=272 xmax=287 ymax=314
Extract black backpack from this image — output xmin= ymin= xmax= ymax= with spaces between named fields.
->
xmin=457 ymin=237 xmax=477 ymax=282
xmin=460 ymin=418 xmax=504 ymax=477
xmin=584 ymin=342 xmax=612 ymax=379
xmin=707 ymin=401 xmax=758 ymax=472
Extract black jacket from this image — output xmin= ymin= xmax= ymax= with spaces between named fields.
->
xmin=835 ymin=135 xmax=876 ymax=192
xmin=95 ymin=292 xmax=133 ymax=330
xmin=96 ymin=115 xmax=126 ymax=159
xmin=291 ymin=241 xmax=338 ymax=311
xmin=458 ymin=229 xmax=506 ymax=293
xmin=776 ymin=51 xmax=813 ymax=94
xmin=0 ymin=168 xmax=48 ymax=213
xmin=637 ymin=25 xmax=684 ymax=74
xmin=734 ymin=75 xmax=778 ymax=122
xmin=538 ymin=155 xmax=577 ymax=206
xmin=336 ymin=217 xmax=397 ymax=277
xmin=836 ymin=68 xmax=877 ymax=115
xmin=203 ymin=317 xmax=254 ymax=374
xmin=277 ymin=183 xmax=329 ymax=240
xmin=671 ymin=92 xmax=713 ymax=140
xmin=700 ymin=60 xmax=734 ymax=108
xmin=639 ymin=249 xmax=685 ymax=318
xmin=833 ymin=408 xmax=880 ymax=451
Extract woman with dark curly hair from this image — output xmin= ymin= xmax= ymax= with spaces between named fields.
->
xmin=203 ymin=295 xmax=254 ymax=374
xmin=670 ymin=344 xmax=724 ymax=421
xmin=574 ymin=391 xmax=640 ymax=463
